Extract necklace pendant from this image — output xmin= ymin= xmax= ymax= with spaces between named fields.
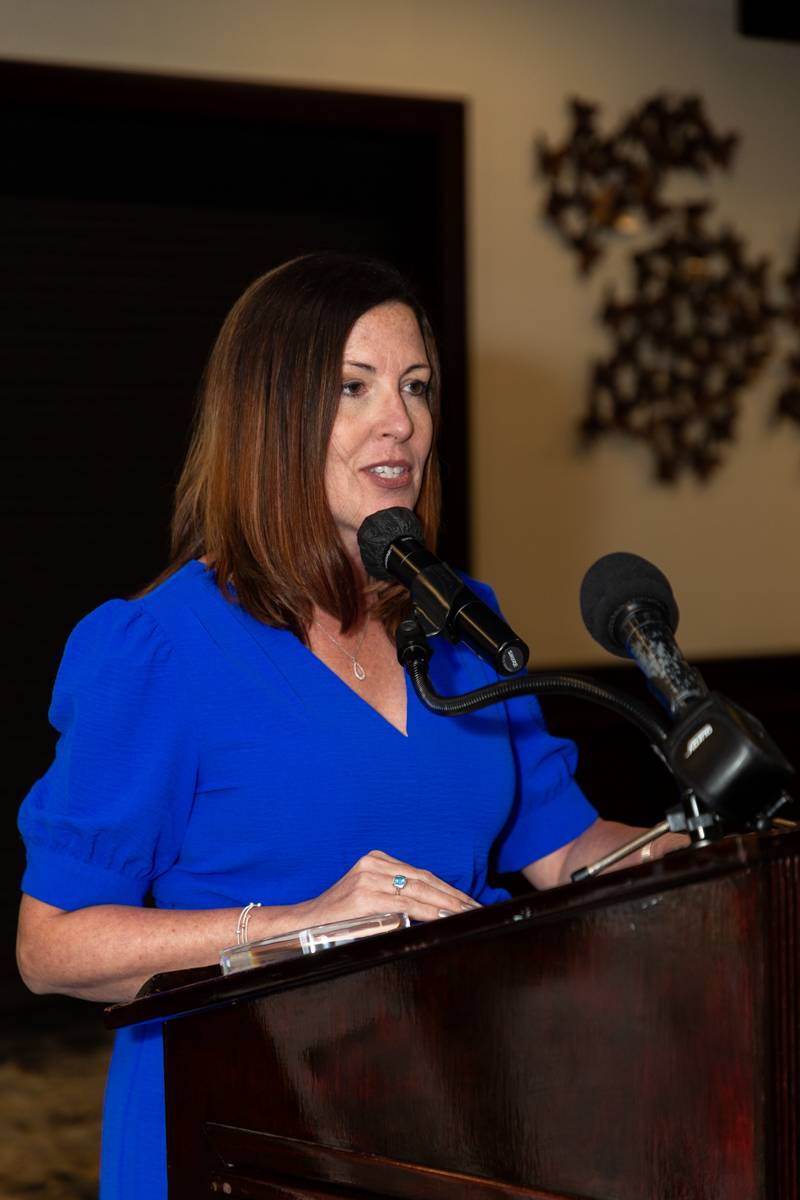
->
xmin=353 ymin=661 xmax=366 ymax=681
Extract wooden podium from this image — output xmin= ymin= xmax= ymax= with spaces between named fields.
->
xmin=107 ymin=830 xmax=800 ymax=1200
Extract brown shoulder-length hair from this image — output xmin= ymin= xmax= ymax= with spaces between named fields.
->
xmin=143 ymin=252 xmax=441 ymax=639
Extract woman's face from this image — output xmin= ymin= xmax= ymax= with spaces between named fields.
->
xmin=325 ymin=302 xmax=433 ymax=563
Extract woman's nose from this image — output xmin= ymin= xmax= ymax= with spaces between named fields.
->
xmin=377 ymin=388 xmax=414 ymax=440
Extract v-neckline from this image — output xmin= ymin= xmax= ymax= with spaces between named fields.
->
xmin=300 ymin=639 xmax=410 ymax=739
xmin=229 ymin=600 xmax=411 ymax=739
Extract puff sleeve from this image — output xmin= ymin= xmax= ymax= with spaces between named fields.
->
xmin=492 ymin=690 xmax=598 ymax=871
xmin=18 ymin=600 xmax=200 ymax=911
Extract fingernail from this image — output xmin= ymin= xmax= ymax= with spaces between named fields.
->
xmin=437 ymin=908 xmax=457 ymax=918
xmin=461 ymin=901 xmax=480 ymax=911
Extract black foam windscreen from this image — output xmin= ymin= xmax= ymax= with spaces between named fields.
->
xmin=580 ymin=552 xmax=680 ymax=657
xmin=357 ymin=507 xmax=424 ymax=580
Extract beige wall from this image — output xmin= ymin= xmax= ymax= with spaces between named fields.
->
xmin=4 ymin=0 xmax=800 ymax=665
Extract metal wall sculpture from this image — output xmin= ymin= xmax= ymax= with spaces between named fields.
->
xmin=582 ymin=204 xmax=775 ymax=482
xmin=538 ymin=95 xmax=737 ymax=276
xmin=538 ymin=94 xmax=793 ymax=483
xmin=774 ymin=235 xmax=800 ymax=439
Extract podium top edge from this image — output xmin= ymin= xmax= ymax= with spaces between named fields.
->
xmin=105 ymin=827 xmax=800 ymax=1030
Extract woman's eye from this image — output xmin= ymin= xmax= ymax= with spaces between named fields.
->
xmin=341 ymin=380 xmax=366 ymax=397
xmin=403 ymin=378 xmax=430 ymax=398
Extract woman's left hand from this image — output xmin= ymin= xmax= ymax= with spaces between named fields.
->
xmin=521 ymin=819 xmax=690 ymax=890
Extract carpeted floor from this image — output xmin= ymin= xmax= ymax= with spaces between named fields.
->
xmin=0 ymin=1002 xmax=111 ymax=1200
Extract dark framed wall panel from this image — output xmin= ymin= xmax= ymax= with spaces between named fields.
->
xmin=1 ymin=59 xmax=467 ymax=1007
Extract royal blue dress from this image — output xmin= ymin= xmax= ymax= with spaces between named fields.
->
xmin=18 ymin=561 xmax=596 ymax=1199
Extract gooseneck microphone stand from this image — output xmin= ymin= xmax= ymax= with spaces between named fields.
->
xmin=395 ymin=618 xmax=796 ymax=882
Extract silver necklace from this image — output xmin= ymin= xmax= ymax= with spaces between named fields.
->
xmin=315 ymin=621 xmax=369 ymax=681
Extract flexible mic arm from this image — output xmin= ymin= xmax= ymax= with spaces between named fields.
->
xmin=396 ymin=619 xmax=796 ymax=880
xmin=396 ymin=618 xmax=671 ymax=745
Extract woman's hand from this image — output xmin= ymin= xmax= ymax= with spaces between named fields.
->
xmin=291 ymin=850 xmax=480 ymax=928
xmin=522 ymin=818 xmax=690 ymax=890
xmin=17 ymin=853 xmax=479 ymax=1005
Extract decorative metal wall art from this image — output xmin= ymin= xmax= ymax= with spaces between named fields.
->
xmin=774 ymin=234 xmax=800 ymax=437
xmin=538 ymin=95 xmax=738 ymax=275
xmin=537 ymin=93 xmax=796 ymax=483
xmin=582 ymin=204 xmax=775 ymax=482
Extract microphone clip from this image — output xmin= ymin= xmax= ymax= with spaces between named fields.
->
xmin=395 ymin=617 xmax=433 ymax=671
xmin=663 ymin=692 xmax=795 ymax=828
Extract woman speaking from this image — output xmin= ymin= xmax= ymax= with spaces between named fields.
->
xmin=17 ymin=253 xmax=678 ymax=1199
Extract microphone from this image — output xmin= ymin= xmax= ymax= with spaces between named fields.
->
xmin=357 ymin=507 xmax=529 ymax=676
xmin=580 ymin=552 xmax=794 ymax=824
xmin=580 ymin=551 xmax=707 ymax=719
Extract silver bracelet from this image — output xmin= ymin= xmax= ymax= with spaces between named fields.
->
xmin=236 ymin=901 xmax=262 ymax=945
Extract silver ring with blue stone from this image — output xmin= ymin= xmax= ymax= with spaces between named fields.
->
xmin=392 ymin=873 xmax=408 ymax=894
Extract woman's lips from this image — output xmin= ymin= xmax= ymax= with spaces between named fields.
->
xmin=362 ymin=462 xmax=413 ymax=489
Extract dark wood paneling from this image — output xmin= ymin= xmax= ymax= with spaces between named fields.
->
xmin=206 ymin=1127 xmax=563 ymax=1198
